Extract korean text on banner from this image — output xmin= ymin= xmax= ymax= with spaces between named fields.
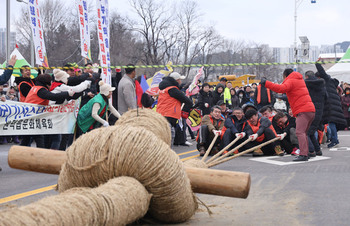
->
xmin=96 ymin=0 xmax=111 ymax=85
xmin=28 ymin=0 xmax=49 ymax=67
xmin=76 ymin=0 xmax=91 ymax=59
xmin=0 ymin=100 xmax=80 ymax=135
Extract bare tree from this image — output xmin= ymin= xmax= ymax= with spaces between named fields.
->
xmin=129 ymin=0 xmax=175 ymax=67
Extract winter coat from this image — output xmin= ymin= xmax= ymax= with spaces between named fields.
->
xmin=316 ymin=63 xmax=346 ymax=127
xmin=265 ymin=72 xmax=315 ymax=117
xmin=117 ymin=74 xmax=137 ymax=115
xmin=49 ymin=80 xmax=90 ymax=105
xmin=237 ymin=90 xmax=249 ymax=107
xmin=231 ymin=94 xmax=240 ymax=108
xmin=224 ymin=114 xmax=251 ymax=135
xmin=254 ymin=84 xmax=275 ymax=106
xmin=341 ymin=88 xmax=350 ymax=118
xmin=212 ymin=83 xmax=225 ymax=105
xmin=196 ymin=89 xmax=214 ymax=116
xmin=305 ymin=76 xmax=327 ymax=133
xmin=201 ymin=114 xmax=224 ymax=132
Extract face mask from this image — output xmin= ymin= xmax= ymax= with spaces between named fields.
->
xmin=239 ymin=94 xmax=243 ymax=98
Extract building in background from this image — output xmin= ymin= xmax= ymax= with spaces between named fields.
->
xmin=0 ymin=28 xmax=16 ymax=60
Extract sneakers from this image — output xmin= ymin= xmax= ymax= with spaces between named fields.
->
xmin=316 ymin=150 xmax=323 ymax=156
xmin=252 ymin=148 xmax=264 ymax=156
xmin=291 ymin=148 xmax=300 ymax=156
xmin=327 ymin=141 xmax=339 ymax=148
xmin=308 ymin=152 xmax=316 ymax=157
xmin=293 ymin=155 xmax=308 ymax=161
xmin=198 ymin=146 xmax=206 ymax=156
xmin=274 ymin=145 xmax=284 ymax=156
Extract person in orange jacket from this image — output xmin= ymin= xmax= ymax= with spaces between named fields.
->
xmin=261 ymin=69 xmax=315 ymax=161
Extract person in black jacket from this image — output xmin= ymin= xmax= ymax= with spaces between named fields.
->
xmin=230 ymin=88 xmax=240 ymax=109
xmin=254 ymin=81 xmax=275 ymax=110
xmin=315 ymin=63 xmax=346 ymax=148
xmin=63 ymin=63 xmax=91 ymax=86
xmin=195 ymin=83 xmax=214 ymax=116
xmin=221 ymin=107 xmax=252 ymax=154
xmin=273 ymin=111 xmax=299 ymax=154
xmin=304 ymin=70 xmax=327 ymax=156
xmin=212 ymin=83 xmax=224 ymax=106
xmin=237 ymin=89 xmax=249 ymax=107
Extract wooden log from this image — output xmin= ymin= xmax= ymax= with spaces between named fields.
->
xmin=8 ymin=146 xmax=250 ymax=199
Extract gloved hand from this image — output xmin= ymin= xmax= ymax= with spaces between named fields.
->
xmin=103 ymin=121 xmax=109 ymax=127
xmin=181 ymin=111 xmax=189 ymax=119
xmin=260 ymin=78 xmax=267 ymax=86
xmin=235 ymin=132 xmax=246 ymax=139
xmin=68 ymin=90 xmax=75 ymax=97
xmin=249 ymin=133 xmax=258 ymax=141
xmin=277 ymin=132 xmax=287 ymax=140
xmin=213 ymin=130 xmax=222 ymax=136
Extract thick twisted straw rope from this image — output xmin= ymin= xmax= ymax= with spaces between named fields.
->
xmin=0 ymin=177 xmax=151 ymax=226
xmin=58 ymin=124 xmax=197 ymax=223
xmin=115 ymin=108 xmax=171 ymax=146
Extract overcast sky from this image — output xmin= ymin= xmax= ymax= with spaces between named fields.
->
xmin=1 ymin=0 xmax=349 ymax=48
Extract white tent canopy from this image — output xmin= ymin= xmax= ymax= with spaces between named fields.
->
xmin=327 ymin=48 xmax=350 ymax=83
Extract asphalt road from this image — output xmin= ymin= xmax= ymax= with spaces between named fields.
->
xmin=1 ymin=131 xmax=350 ymax=225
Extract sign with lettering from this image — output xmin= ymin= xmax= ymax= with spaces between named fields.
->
xmin=0 ymin=100 xmax=80 ymax=135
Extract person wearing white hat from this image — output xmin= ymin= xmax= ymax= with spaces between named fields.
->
xmin=49 ymin=69 xmax=91 ymax=105
xmin=157 ymin=71 xmax=193 ymax=145
xmin=77 ymin=81 xmax=121 ymax=133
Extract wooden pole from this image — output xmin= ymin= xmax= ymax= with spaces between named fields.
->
xmin=8 ymin=146 xmax=250 ymax=199
xmin=206 ymin=136 xmax=241 ymax=164
xmin=207 ymin=137 xmax=253 ymax=165
xmin=208 ymin=135 xmax=283 ymax=168
xmin=201 ymin=133 xmax=219 ymax=162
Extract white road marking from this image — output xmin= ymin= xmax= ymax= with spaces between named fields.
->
xmin=329 ymin=147 xmax=350 ymax=151
xmin=249 ymin=155 xmax=331 ymax=165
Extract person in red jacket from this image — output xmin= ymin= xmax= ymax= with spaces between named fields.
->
xmin=261 ymin=69 xmax=315 ymax=161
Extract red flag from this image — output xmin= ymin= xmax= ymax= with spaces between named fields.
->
xmin=16 ymin=44 xmax=19 ymax=48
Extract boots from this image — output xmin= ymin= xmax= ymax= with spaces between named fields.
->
xmin=274 ymin=145 xmax=284 ymax=156
xmin=252 ymin=148 xmax=264 ymax=156
xmin=13 ymin=136 xmax=20 ymax=144
xmin=198 ymin=145 xmax=206 ymax=156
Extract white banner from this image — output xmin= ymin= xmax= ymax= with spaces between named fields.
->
xmin=96 ymin=0 xmax=111 ymax=85
xmin=0 ymin=100 xmax=80 ymax=135
xmin=76 ymin=0 xmax=91 ymax=59
xmin=28 ymin=0 xmax=49 ymax=67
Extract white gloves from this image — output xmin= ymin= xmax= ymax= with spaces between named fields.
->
xmin=103 ymin=121 xmax=109 ymax=127
xmin=204 ymin=103 xmax=209 ymax=108
xmin=249 ymin=133 xmax=258 ymax=141
xmin=277 ymin=132 xmax=287 ymax=140
xmin=68 ymin=90 xmax=75 ymax=97
xmin=213 ymin=130 xmax=222 ymax=136
xmin=235 ymin=132 xmax=246 ymax=139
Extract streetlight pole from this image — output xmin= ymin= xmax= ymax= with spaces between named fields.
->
xmin=16 ymin=0 xmax=35 ymax=67
xmin=6 ymin=0 xmax=11 ymax=63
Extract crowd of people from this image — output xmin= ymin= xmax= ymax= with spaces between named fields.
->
xmin=0 ymin=59 xmax=348 ymax=170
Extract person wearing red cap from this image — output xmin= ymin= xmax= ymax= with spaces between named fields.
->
xmin=261 ymin=69 xmax=315 ymax=161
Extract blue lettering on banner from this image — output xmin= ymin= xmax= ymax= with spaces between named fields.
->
xmin=0 ymin=103 xmax=46 ymax=122
xmin=29 ymin=0 xmax=34 ymax=4
xmin=83 ymin=1 xmax=87 ymax=10
xmin=30 ymin=6 xmax=35 ymax=16
xmin=105 ymin=38 xmax=109 ymax=48
xmin=101 ymin=6 xmax=105 ymax=14
xmin=31 ymin=17 xmax=36 ymax=27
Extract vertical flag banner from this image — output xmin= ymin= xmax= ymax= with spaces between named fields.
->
xmin=96 ymin=0 xmax=111 ymax=85
xmin=186 ymin=66 xmax=204 ymax=96
xmin=28 ymin=0 xmax=49 ymax=67
xmin=76 ymin=0 xmax=91 ymax=60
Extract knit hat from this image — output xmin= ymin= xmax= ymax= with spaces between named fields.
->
xmin=99 ymin=81 xmax=115 ymax=96
xmin=169 ymin=72 xmax=186 ymax=80
xmin=53 ymin=69 xmax=69 ymax=84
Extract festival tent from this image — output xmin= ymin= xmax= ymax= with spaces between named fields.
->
xmin=327 ymin=48 xmax=350 ymax=83
xmin=1 ymin=48 xmax=38 ymax=79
